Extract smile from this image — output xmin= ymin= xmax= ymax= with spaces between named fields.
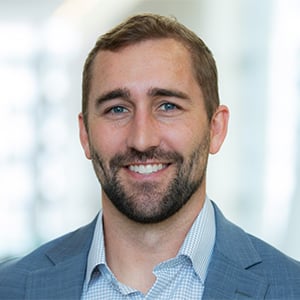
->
xmin=128 ymin=163 xmax=167 ymax=175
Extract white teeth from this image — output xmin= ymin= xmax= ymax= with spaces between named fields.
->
xmin=129 ymin=164 xmax=165 ymax=174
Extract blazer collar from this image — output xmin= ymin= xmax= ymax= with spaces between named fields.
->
xmin=26 ymin=216 xmax=97 ymax=299
xmin=203 ymin=202 xmax=269 ymax=299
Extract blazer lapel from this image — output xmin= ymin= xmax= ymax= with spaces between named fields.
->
xmin=203 ymin=202 xmax=269 ymax=299
xmin=26 ymin=254 xmax=87 ymax=299
xmin=203 ymin=253 xmax=269 ymax=299
xmin=25 ymin=217 xmax=97 ymax=300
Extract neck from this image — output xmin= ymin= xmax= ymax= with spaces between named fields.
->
xmin=101 ymin=188 xmax=206 ymax=293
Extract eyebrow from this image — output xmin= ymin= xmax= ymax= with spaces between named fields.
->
xmin=147 ymin=87 xmax=190 ymax=100
xmin=95 ymin=88 xmax=130 ymax=106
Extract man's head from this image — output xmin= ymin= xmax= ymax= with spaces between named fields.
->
xmin=82 ymin=13 xmax=219 ymax=127
xmin=79 ymin=14 xmax=228 ymax=224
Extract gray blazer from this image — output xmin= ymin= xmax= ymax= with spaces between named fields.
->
xmin=0 ymin=202 xmax=300 ymax=299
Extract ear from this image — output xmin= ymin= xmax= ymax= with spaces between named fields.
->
xmin=209 ymin=105 xmax=229 ymax=154
xmin=78 ymin=113 xmax=92 ymax=159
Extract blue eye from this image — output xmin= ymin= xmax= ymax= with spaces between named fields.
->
xmin=110 ymin=106 xmax=128 ymax=114
xmin=160 ymin=103 xmax=177 ymax=111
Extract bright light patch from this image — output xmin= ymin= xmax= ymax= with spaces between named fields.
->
xmin=0 ymin=22 xmax=38 ymax=59
xmin=262 ymin=0 xmax=300 ymax=243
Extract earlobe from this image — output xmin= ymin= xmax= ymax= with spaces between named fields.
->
xmin=78 ymin=113 xmax=92 ymax=159
xmin=209 ymin=105 xmax=229 ymax=154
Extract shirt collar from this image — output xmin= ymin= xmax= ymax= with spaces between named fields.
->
xmin=178 ymin=197 xmax=216 ymax=281
xmin=83 ymin=210 xmax=105 ymax=291
xmin=84 ymin=196 xmax=216 ymax=289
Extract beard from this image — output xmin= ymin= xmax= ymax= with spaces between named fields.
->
xmin=90 ymin=133 xmax=210 ymax=224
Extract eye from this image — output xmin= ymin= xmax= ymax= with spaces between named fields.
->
xmin=159 ymin=102 xmax=178 ymax=111
xmin=108 ymin=106 xmax=129 ymax=114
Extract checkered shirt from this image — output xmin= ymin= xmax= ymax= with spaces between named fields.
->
xmin=81 ymin=197 xmax=216 ymax=299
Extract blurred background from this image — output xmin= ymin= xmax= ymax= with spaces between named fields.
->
xmin=0 ymin=0 xmax=300 ymax=260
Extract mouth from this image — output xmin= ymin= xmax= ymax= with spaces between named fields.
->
xmin=127 ymin=163 xmax=169 ymax=175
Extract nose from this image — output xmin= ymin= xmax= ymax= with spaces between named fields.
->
xmin=126 ymin=110 xmax=161 ymax=152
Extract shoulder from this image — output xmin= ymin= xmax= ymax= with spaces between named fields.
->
xmin=246 ymin=233 xmax=300 ymax=298
xmin=248 ymin=233 xmax=300 ymax=275
xmin=0 ymin=217 xmax=97 ymax=298
xmin=0 ymin=220 xmax=92 ymax=272
xmin=211 ymin=201 xmax=300 ymax=297
xmin=213 ymin=200 xmax=300 ymax=271
xmin=0 ymin=234 xmax=67 ymax=277
xmin=0 ymin=237 xmax=63 ymax=298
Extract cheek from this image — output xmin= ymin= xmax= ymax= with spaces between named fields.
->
xmin=89 ymin=124 xmax=127 ymax=158
xmin=163 ymin=123 xmax=198 ymax=154
xmin=165 ymin=120 xmax=210 ymax=168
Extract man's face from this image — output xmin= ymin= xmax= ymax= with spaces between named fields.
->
xmin=80 ymin=38 xmax=213 ymax=223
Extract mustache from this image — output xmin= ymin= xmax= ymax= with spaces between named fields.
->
xmin=109 ymin=148 xmax=184 ymax=168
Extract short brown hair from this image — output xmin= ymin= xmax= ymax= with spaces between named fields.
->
xmin=82 ymin=13 xmax=219 ymax=126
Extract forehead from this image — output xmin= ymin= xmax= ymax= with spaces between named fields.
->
xmin=96 ymin=37 xmax=191 ymax=60
xmin=88 ymin=38 xmax=201 ymax=100
xmin=94 ymin=38 xmax=192 ymax=74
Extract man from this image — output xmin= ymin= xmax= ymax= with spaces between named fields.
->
xmin=0 ymin=13 xmax=299 ymax=299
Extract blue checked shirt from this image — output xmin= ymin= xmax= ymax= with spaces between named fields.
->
xmin=81 ymin=197 xmax=216 ymax=299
